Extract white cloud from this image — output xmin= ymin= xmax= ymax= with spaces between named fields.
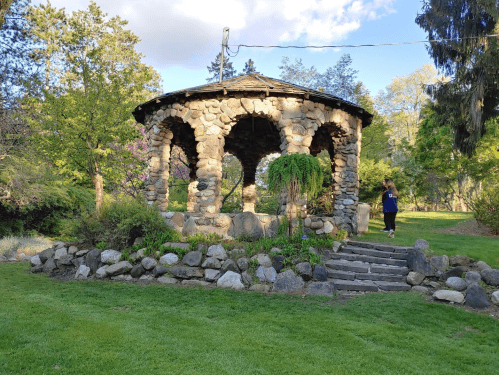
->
xmin=31 ymin=0 xmax=396 ymax=68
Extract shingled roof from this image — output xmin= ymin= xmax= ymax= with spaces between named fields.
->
xmin=133 ymin=73 xmax=373 ymax=126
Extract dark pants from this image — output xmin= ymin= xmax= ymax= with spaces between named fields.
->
xmin=384 ymin=212 xmax=397 ymax=231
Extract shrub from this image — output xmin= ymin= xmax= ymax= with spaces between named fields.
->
xmin=473 ymin=188 xmax=499 ymax=233
xmin=70 ymin=197 xmax=173 ymax=249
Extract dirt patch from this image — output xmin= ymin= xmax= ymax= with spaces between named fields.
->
xmin=438 ymin=218 xmax=499 ymax=238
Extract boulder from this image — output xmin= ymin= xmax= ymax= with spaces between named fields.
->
xmin=220 ymin=259 xmax=240 ymax=274
xmin=202 ymin=257 xmax=221 ymax=269
xmin=138 ymin=275 xmax=156 ymax=285
xmin=206 ymin=244 xmax=227 ymax=260
xmin=67 ymin=246 xmax=78 ymax=255
xmin=307 ymin=282 xmax=335 ymax=297
xmin=164 ymin=242 xmax=190 ymax=251
xmin=75 ymin=265 xmax=91 ymax=279
xmin=171 ymin=212 xmax=184 ymax=227
xmin=272 ymin=269 xmax=305 ymax=293
xmin=433 ymin=290 xmax=464 ymax=304
xmin=111 ymin=275 xmax=133 ymax=282
xmin=251 ymin=253 xmax=272 ymax=267
xmin=407 ymin=248 xmax=434 ymax=276
xmin=56 ymin=254 xmax=74 ymax=267
xmin=85 ymin=249 xmax=102 ymax=274
xmin=449 ymin=255 xmax=472 ymax=267
xmin=182 ymin=217 xmax=198 ymax=236
xmin=182 ymin=280 xmax=211 ymax=287
xmin=241 ymin=271 xmax=253 ymax=285
xmin=157 ymin=276 xmax=178 ymax=285
xmin=75 ymin=250 xmax=89 ymax=257
xmin=53 ymin=247 xmax=68 ymax=260
xmin=106 ymin=261 xmax=133 ymax=276
xmin=465 ymin=283 xmax=490 ymax=309
xmin=141 ymin=257 xmax=158 ymax=270
xmin=313 ymin=264 xmax=328 ymax=282
xmin=414 ymin=239 xmax=429 ymax=250
xmin=491 ymin=290 xmax=499 ymax=305
xmin=159 ymin=253 xmax=179 ymax=265
xmin=130 ymin=264 xmax=145 ymax=278
xmin=204 ymin=269 xmax=221 ymax=282
xmin=95 ymin=266 xmax=108 ymax=279
xmin=30 ymin=255 xmax=42 ymax=267
xmin=182 ymin=251 xmax=203 ymax=267
xmin=168 ymin=266 xmax=203 ymax=279
xmin=481 ymin=269 xmax=499 ymax=286
xmin=441 ymin=266 xmax=466 ymax=281
xmin=445 ymin=277 xmax=468 ymax=291
xmin=236 ymin=257 xmax=249 ymax=271
xmin=430 ymin=255 xmax=449 ymax=272
xmin=217 ymin=271 xmax=245 ymax=290
xmin=272 ymin=255 xmax=285 ymax=272
xmin=100 ymin=250 xmax=121 ymax=264
xmin=295 ymin=262 xmax=312 ymax=281
xmin=153 ymin=266 xmax=169 ymax=278
xmin=465 ymin=271 xmax=481 ymax=284
xmin=42 ymin=258 xmax=58 ymax=273
xmin=38 ymin=248 xmax=55 ymax=264
xmin=0 ymin=254 xmax=7 ymax=262
xmin=406 ymin=272 xmax=425 ymax=286
xmin=412 ymin=285 xmax=429 ymax=294
xmin=52 ymin=241 xmax=66 ymax=249
xmin=230 ymin=212 xmax=263 ymax=240
xmin=255 ymin=266 xmax=277 ymax=283
xmin=476 ymin=261 xmax=491 ymax=272
xmin=249 ymin=284 xmax=271 ymax=292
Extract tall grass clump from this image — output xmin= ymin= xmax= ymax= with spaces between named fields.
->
xmin=0 ymin=235 xmax=52 ymax=258
xmin=65 ymin=197 xmax=173 ymax=249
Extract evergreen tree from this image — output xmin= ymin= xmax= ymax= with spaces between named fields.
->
xmin=206 ymin=52 xmax=237 ymax=82
xmin=416 ymin=0 xmax=499 ymax=155
xmin=242 ymin=59 xmax=258 ymax=74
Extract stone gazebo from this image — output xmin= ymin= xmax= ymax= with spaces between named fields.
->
xmin=132 ymin=73 xmax=372 ymax=236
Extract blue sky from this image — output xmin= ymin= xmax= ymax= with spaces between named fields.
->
xmin=33 ymin=0 xmax=436 ymax=97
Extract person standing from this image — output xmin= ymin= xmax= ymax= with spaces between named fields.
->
xmin=382 ymin=178 xmax=398 ymax=238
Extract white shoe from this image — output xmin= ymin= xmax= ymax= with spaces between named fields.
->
xmin=388 ymin=230 xmax=394 ymax=238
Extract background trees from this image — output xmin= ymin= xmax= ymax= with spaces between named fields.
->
xmin=416 ymin=0 xmax=499 ymax=155
xmin=24 ymin=1 xmax=161 ymax=212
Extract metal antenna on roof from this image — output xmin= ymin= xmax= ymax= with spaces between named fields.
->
xmin=219 ymin=27 xmax=230 ymax=83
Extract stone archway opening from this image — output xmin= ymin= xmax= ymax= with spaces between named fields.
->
xmin=224 ymin=115 xmax=281 ymax=213
xmin=220 ymin=152 xmax=243 ymax=213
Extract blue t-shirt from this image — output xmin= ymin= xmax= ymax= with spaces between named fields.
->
xmin=383 ymin=189 xmax=398 ymax=213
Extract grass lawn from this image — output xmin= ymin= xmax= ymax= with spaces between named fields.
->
xmin=1 ymin=263 xmax=499 ymax=375
xmin=360 ymin=211 xmax=499 ymax=268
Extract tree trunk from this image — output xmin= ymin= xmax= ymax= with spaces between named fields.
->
xmin=89 ymin=160 xmax=104 ymax=213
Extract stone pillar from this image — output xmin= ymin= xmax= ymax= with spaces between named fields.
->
xmin=194 ymin=135 xmax=224 ymax=214
xmin=186 ymin=166 xmax=197 ymax=212
xmin=242 ymin=165 xmax=256 ymax=213
xmin=146 ymin=128 xmax=173 ymax=212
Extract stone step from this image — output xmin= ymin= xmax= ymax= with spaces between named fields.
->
xmin=345 ymin=241 xmax=412 ymax=254
xmin=331 ymin=279 xmax=379 ymax=292
xmin=373 ymin=281 xmax=411 ymax=292
xmin=327 ymin=269 xmax=405 ymax=282
xmin=343 ymin=246 xmax=408 ymax=260
xmin=325 ymin=259 xmax=409 ymax=276
xmin=331 ymin=252 xmax=407 ymax=267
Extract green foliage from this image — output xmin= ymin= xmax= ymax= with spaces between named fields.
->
xmin=69 ymin=197 xmax=172 ymax=249
xmin=95 ymin=241 xmax=107 ymax=250
xmin=473 ymin=188 xmax=499 ymax=233
xmin=335 ymin=229 xmax=348 ymax=241
xmin=277 ymin=215 xmax=290 ymax=237
xmin=186 ymin=233 xmax=222 ymax=250
xmin=358 ymin=159 xmax=402 ymax=207
xmin=268 ymin=153 xmax=323 ymax=206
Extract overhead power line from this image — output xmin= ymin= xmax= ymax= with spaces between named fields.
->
xmin=225 ymin=33 xmax=499 ymax=56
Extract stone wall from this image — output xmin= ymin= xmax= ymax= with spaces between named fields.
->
xmin=143 ymin=93 xmax=363 ymax=233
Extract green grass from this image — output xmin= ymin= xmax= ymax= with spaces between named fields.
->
xmin=1 ymin=263 xmax=499 ymax=375
xmin=360 ymin=211 xmax=499 ymax=268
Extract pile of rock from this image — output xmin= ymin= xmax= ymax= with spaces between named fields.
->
xmin=406 ymin=240 xmax=499 ymax=309
xmin=27 ymin=241 xmax=339 ymax=297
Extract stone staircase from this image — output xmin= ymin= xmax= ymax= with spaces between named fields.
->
xmin=324 ymin=241 xmax=412 ymax=292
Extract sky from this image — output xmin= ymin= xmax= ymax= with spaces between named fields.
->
xmin=31 ymin=0 xmax=436 ymax=97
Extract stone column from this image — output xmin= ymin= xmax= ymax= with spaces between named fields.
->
xmin=242 ymin=165 xmax=257 ymax=213
xmin=146 ymin=128 xmax=173 ymax=212
xmin=186 ymin=165 xmax=198 ymax=212
xmin=194 ymin=135 xmax=224 ymax=214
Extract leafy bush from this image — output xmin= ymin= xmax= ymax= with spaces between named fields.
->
xmin=473 ymin=188 xmax=499 ymax=233
xmin=69 ymin=197 xmax=174 ymax=249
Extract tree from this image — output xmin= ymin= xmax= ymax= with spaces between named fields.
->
xmin=375 ymin=64 xmax=440 ymax=146
xmin=279 ymin=54 xmax=358 ymax=102
xmin=24 ymin=1 xmax=161 ymax=212
xmin=242 ymin=59 xmax=258 ymax=74
xmin=206 ymin=52 xmax=237 ymax=82
xmin=416 ymin=0 xmax=499 ymax=155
